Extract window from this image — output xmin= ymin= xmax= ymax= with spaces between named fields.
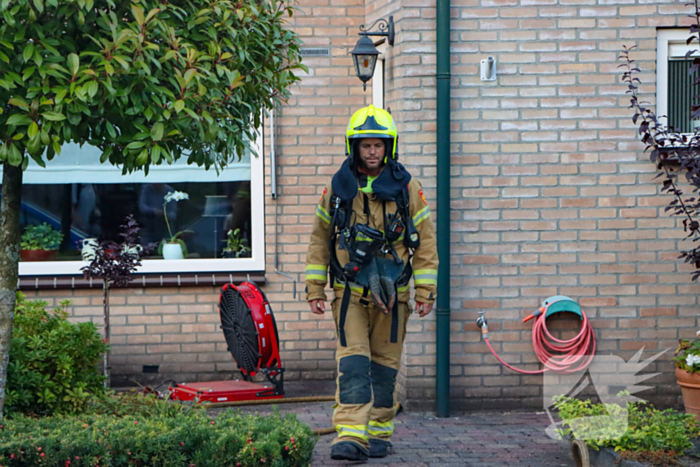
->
xmin=3 ymin=138 xmax=265 ymax=276
xmin=657 ymin=29 xmax=700 ymax=133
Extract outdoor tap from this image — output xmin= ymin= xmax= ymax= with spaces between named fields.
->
xmin=476 ymin=311 xmax=489 ymax=339
xmin=476 ymin=311 xmax=487 ymax=328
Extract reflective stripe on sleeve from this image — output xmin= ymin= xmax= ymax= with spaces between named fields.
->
xmin=412 ymin=206 xmax=431 ymax=226
xmin=305 ymin=264 xmax=328 ymax=281
xmin=336 ymin=424 xmax=369 ymax=440
xmin=414 ymin=269 xmax=438 ymax=286
xmin=316 ymin=205 xmax=331 ymax=224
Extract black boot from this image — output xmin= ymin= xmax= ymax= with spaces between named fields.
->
xmin=369 ymin=439 xmax=392 ymax=458
xmin=331 ymin=441 xmax=369 ymax=461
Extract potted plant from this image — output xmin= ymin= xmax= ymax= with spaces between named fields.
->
xmin=222 ymin=228 xmax=251 ymax=258
xmin=674 ymin=330 xmax=700 ymax=419
xmin=20 ymin=223 xmax=63 ymax=261
xmin=159 ymin=191 xmax=192 ymax=260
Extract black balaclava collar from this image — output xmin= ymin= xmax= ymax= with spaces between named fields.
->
xmin=332 ymin=141 xmax=411 ymax=202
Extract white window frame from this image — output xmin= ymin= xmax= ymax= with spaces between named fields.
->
xmin=18 ymin=137 xmax=265 ymax=276
xmin=372 ymin=57 xmax=384 ymax=109
xmin=656 ymin=29 xmax=700 ymax=129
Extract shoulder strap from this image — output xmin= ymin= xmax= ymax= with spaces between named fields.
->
xmin=399 ymin=185 xmax=420 ymax=249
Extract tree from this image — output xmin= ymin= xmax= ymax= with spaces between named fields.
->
xmin=81 ymin=215 xmax=154 ymax=387
xmin=622 ymin=0 xmax=700 ymax=280
xmin=0 ymin=0 xmax=304 ymax=419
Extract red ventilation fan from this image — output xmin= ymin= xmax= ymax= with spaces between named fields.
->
xmin=170 ymin=282 xmax=285 ymax=403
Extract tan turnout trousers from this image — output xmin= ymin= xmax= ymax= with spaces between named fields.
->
xmin=330 ymin=294 xmax=410 ymax=451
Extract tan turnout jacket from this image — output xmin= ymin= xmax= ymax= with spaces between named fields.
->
xmin=305 ymin=176 xmax=439 ymax=304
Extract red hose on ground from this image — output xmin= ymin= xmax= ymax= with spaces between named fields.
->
xmin=482 ymin=310 xmax=596 ymax=375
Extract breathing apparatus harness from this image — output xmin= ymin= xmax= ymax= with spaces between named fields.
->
xmin=328 ymin=155 xmax=419 ymax=347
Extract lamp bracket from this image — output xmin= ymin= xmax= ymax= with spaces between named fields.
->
xmin=359 ymin=16 xmax=394 ymax=46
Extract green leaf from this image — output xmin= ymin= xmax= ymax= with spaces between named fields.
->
xmin=0 ymin=51 xmax=8 ymax=63
xmin=105 ymin=121 xmax=116 ymax=138
xmin=150 ymin=122 xmax=164 ymax=141
xmin=22 ymin=42 xmax=34 ymax=63
xmin=41 ymin=111 xmax=66 ymax=121
xmin=8 ymin=143 xmax=22 ymax=166
xmin=151 ymin=144 xmax=161 ymax=163
xmin=184 ymin=68 xmax=197 ymax=84
xmin=173 ymin=100 xmax=184 ymax=113
xmin=27 ymin=122 xmax=38 ymax=139
xmin=6 ymin=114 xmax=33 ymax=126
xmin=135 ymin=148 xmax=149 ymax=166
xmin=126 ymin=141 xmax=146 ymax=150
xmin=22 ymin=66 xmax=35 ymax=81
xmin=86 ymin=80 xmax=99 ymax=98
xmin=8 ymin=98 xmax=29 ymax=108
xmin=33 ymin=0 xmax=43 ymax=14
xmin=131 ymin=5 xmax=144 ymax=25
xmin=67 ymin=53 xmax=79 ymax=76
xmin=27 ymin=136 xmax=42 ymax=158
xmin=54 ymin=88 xmax=67 ymax=104
xmin=100 ymin=146 xmax=113 ymax=163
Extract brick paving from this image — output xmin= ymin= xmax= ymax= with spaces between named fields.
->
xmin=231 ymin=401 xmax=575 ymax=466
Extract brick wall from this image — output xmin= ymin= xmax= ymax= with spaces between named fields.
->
xmin=429 ymin=0 xmax=700 ymax=410
xmin=26 ymin=0 xmax=700 ymax=411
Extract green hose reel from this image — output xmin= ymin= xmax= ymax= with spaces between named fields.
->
xmin=542 ymin=295 xmax=583 ymax=320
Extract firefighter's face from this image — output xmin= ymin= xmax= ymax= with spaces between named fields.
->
xmin=358 ymin=138 xmax=385 ymax=171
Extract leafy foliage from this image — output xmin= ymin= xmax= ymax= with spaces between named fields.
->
xmin=674 ymin=336 xmax=700 ymax=374
xmin=6 ymin=293 xmax=108 ymax=417
xmin=223 ymin=228 xmax=251 ymax=257
xmin=0 ymin=406 xmax=317 ymax=467
xmin=20 ymin=223 xmax=63 ymax=250
xmin=80 ymin=215 xmax=153 ymax=288
xmin=555 ymin=393 xmax=700 ymax=460
xmin=621 ymin=0 xmax=700 ymax=280
xmin=0 ymin=0 xmax=305 ymax=171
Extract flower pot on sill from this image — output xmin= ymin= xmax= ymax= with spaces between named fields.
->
xmin=676 ymin=367 xmax=700 ymax=419
xmin=20 ymin=249 xmax=57 ymax=262
xmin=162 ymin=243 xmax=184 ymax=260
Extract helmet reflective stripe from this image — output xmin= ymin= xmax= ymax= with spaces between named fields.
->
xmin=346 ymin=105 xmax=398 ymax=158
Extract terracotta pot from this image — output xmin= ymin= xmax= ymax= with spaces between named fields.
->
xmin=676 ymin=367 xmax=700 ymax=419
xmin=20 ymin=249 xmax=57 ymax=262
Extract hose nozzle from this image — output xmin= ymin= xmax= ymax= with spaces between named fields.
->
xmin=523 ymin=306 xmax=545 ymax=323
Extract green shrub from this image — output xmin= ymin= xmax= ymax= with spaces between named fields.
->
xmin=555 ymin=393 xmax=700 ymax=461
xmin=20 ymin=224 xmax=63 ymax=250
xmin=7 ymin=293 xmax=108 ymax=417
xmin=0 ymin=407 xmax=316 ymax=467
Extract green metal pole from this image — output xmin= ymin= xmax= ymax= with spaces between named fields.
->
xmin=435 ymin=0 xmax=451 ymax=418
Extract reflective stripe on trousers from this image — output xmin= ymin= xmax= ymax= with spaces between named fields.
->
xmin=368 ymin=420 xmax=394 ymax=437
xmin=336 ymin=424 xmax=369 ymax=441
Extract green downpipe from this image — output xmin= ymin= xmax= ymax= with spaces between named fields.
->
xmin=435 ymin=0 xmax=451 ymax=418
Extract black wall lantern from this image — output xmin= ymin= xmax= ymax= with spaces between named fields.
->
xmin=350 ymin=16 xmax=395 ymax=90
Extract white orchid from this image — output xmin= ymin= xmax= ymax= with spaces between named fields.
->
xmin=164 ymin=191 xmax=189 ymax=203
xmin=697 ymin=329 xmax=700 ymax=337
xmin=686 ymin=354 xmax=700 ymax=367
xmin=161 ymin=191 xmax=192 ymax=253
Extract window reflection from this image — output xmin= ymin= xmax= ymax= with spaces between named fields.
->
xmin=18 ymin=181 xmax=252 ymax=260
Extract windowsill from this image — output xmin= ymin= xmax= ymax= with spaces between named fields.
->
xmin=18 ymin=271 xmax=266 ymax=290
xmin=19 ymin=257 xmax=266 ymax=276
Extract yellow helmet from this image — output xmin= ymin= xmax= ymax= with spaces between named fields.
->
xmin=345 ymin=105 xmax=398 ymax=159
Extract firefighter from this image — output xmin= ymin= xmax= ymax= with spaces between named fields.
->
xmin=305 ymin=105 xmax=439 ymax=461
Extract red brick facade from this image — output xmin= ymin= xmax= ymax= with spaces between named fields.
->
xmin=27 ymin=0 xmax=700 ymax=410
